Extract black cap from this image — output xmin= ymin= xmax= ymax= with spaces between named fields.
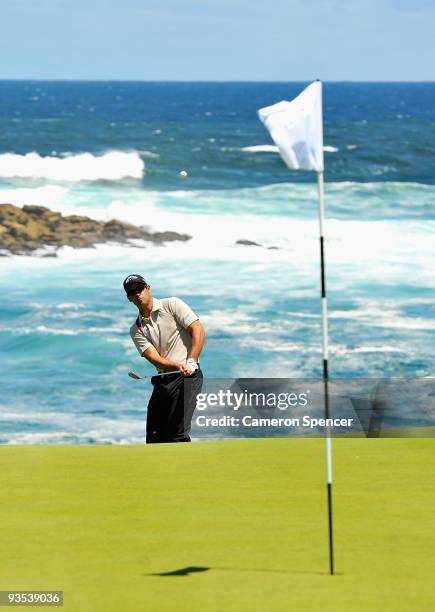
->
xmin=123 ymin=274 xmax=147 ymax=296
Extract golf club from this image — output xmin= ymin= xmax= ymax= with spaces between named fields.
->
xmin=128 ymin=370 xmax=181 ymax=380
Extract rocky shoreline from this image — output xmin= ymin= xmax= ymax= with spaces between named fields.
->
xmin=0 ymin=203 xmax=191 ymax=255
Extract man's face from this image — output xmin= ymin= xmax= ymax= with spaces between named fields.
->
xmin=127 ymin=285 xmax=151 ymax=307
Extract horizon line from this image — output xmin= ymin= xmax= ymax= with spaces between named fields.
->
xmin=0 ymin=78 xmax=434 ymax=84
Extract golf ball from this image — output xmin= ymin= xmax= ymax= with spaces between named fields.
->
xmin=179 ymin=170 xmax=188 ymax=178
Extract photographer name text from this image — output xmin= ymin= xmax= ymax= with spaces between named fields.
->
xmin=196 ymin=415 xmax=354 ymax=428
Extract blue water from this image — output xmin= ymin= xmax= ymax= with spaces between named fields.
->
xmin=0 ymin=81 xmax=434 ymax=443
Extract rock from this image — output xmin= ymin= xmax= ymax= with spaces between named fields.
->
xmin=148 ymin=230 xmax=191 ymax=243
xmin=236 ymin=239 xmax=263 ymax=247
xmin=0 ymin=203 xmax=192 ymax=255
xmin=235 ymin=239 xmax=280 ymax=250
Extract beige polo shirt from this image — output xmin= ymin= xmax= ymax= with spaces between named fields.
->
xmin=130 ymin=296 xmax=199 ymax=369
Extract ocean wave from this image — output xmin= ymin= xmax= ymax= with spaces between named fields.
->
xmin=1 ymin=216 xmax=433 ymax=280
xmin=0 ymin=151 xmax=144 ymax=182
xmin=0 ymin=324 xmax=126 ymax=336
xmin=0 ymin=410 xmax=147 ymax=444
xmin=0 ymin=181 xmax=434 ymax=278
xmin=2 ymin=431 xmax=146 ymax=445
xmin=2 ymin=180 xmax=434 ymax=222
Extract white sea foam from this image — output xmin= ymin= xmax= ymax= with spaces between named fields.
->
xmin=2 ymin=425 xmax=146 ymax=445
xmin=0 ymin=151 xmax=144 ymax=181
xmin=331 ymin=345 xmax=405 ymax=355
xmin=241 ymin=144 xmax=339 ymax=153
xmin=0 ymin=410 xmax=76 ymax=424
xmin=241 ymin=145 xmax=279 ymax=153
xmin=30 ymin=302 xmax=86 ymax=312
xmin=238 ymin=339 xmax=313 ymax=352
xmin=0 ymin=182 xmax=433 ymax=290
xmin=35 ymin=325 xmax=77 ymax=335
xmin=329 ymin=300 xmax=435 ymax=331
xmin=55 ymin=303 xmax=86 ymax=309
xmin=3 ymin=432 xmax=146 ymax=445
xmin=137 ymin=150 xmax=160 ymax=159
xmin=0 ymin=185 xmax=68 ymax=207
xmin=0 ymin=409 xmax=146 ymax=444
xmin=2 ymin=213 xmax=432 ymax=291
xmin=2 ymin=324 xmax=127 ymax=336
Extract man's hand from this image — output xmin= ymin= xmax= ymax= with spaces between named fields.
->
xmin=186 ymin=358 xmax=199 ymax=372
xmin=177 ymin=359 xmax=198 ymax=376
xmin=177 ymin=362 xmax=194 ymax=376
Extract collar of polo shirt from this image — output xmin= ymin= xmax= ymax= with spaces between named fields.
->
xmin=140 ymin=297 xmax=161 ymax=321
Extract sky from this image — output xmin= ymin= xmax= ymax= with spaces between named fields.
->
xmin=1 ymin=0 xmax=434 ymax=81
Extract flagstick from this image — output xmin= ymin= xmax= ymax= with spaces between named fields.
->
xmin=317 ymin=170 xmax=334 ymax=575
xmin=258 ymin=81 xmax=334 ymax=575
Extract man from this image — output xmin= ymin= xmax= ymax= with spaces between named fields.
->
xmin=124 ymin=274 xmax=205 ymax=444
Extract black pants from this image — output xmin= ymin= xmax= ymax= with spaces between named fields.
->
xmin=146 ymin=369 xmax=203 ymax=444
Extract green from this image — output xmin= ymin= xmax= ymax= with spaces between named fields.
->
xmin=1 ymin=439 xmax=434 ymax=611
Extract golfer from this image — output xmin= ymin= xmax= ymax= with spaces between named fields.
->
xmin=124 ymin=274 xmax=205 ymax=443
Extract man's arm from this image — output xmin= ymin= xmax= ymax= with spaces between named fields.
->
xmin=187 ymin=319 xmax=205 ymax=362
xmin=169 ymin=298 xmax=205 ymax=362
xmin=142 ymin=346 xmax=192 ymax=375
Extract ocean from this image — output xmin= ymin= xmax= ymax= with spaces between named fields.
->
xmin=0 ymin=81 xmax=434 ymax=443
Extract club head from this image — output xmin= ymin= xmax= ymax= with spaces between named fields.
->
xmin=128 ymin=370 xmax=142 ymax=380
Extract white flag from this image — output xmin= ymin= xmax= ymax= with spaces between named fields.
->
xmin=258 ymin=81 xmax=324 ymax=172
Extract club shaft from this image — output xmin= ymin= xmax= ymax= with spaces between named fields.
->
xmin=155 ymin=370 xmax=181 ymax=377
xmin=130 ymin=370 xmax=181 ymax=380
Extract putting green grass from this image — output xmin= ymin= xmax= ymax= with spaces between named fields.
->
xmin=1 ymin=439 xmax=434 ymax=611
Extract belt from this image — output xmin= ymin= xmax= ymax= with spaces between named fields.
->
xmin=156 ymin=372 xmax=180 ymax=381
